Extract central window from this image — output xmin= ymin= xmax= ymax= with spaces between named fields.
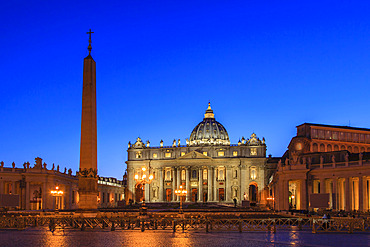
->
xmin=218 ymin=151 xmax=224 ymax=157
xmin=165 ymin=152 xmax=171 ymax=158
xmin=203 ymin=152 xmax=208 ymax=156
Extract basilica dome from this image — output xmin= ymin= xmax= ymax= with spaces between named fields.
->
xmin=189 ymin=103 xmax=230 ymax=146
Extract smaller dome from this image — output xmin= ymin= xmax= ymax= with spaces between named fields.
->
xmin=189 ymin=103 xmax=230 ymax=146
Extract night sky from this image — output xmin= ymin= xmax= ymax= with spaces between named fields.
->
xmin=1 ymin=1 xmax=369 ymax=178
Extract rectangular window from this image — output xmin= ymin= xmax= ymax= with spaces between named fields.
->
xmin=332 ymin=132 xmax=338 ymax=140
xmin=353 ymin=133 xmax=359 ymax=142
xmin=250 ymin=148 xmax=257 ymax=156
xmin=360 ymin=134 xmax=365 ymax=143
xmin=153 ymin=153 xmax=158 ymax=158
xmin=233 ymin=151 xmax=238 ymax=156
xmin=347 ymin=133 xmax=352 ymax=142
xmin=319 ymin=130 xmax=325 ymax=139
xmin=181 ymin=152 xmax=185 ymax=156
xmin=326 ymin=130 xmax=332 ymax=140
xmin=165 ymin=153 xmax=171 ymax=158
xmin=203 ymin=152 xmax=208 ymax=156
xmin=218 ymin=151 xmax=224 ymax=157
xmin=312 ymin=129 xmax=318 ymax=138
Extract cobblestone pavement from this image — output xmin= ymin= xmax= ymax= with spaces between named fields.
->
xmin=0 ymin=228 xmax=369 ymax=247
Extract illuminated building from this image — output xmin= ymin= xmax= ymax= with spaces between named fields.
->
xmin=126 ymin=103 xmax=268 ymax=204
xmin=270 ymin=123 xmax=370 ymax=211
xmin=0 ymin=157 xmax=125 ymax=210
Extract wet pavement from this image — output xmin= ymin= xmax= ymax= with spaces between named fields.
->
xmin=0 ymin=228 xmax=369 ymax=247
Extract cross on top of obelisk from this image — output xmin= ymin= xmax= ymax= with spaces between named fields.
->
xmin=87 ymin=29 xmax=94 ymax=54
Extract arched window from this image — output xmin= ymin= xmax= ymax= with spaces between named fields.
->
xmin=348 ymin=146 xmax=352 ymax=152
xmin=250 ymin=167 xmax=257 ymax=180
xmin=354 ymin=146 xmax=359 ymax=153
xmin=218 ymin=168 xmax=225 ymax=180
xmin=165 ymin=170 xmax=171 ymax=180
xmin=361 ymin=147 xmax=366 ymax=153
xmin=327 ymin=144 xmax=332 ymax=152
xmin=203 ymin=169 xmax=208 ymax=180
xmin=312 ymin=143 xmax=318 ymax=152
xmin=341 ymin=145 xmax=346 ymax=150
xmin=192 ymin=170 xmax=197 ymax=179
xmin=320 ymin=144 xmax=325 ymax=152
xmin=334 ymin=145 xmax=339 ymax=151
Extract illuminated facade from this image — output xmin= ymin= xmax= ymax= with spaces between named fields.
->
xmin=270 ymin=123 xmax=370 ymax=212
xmin=126 ymin=103 xmax=268 ymax=204
xmin=0 ymin=157 xmax=125 ymax=210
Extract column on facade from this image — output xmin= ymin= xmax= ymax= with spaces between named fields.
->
xmin=129 ymin=168 xmax=136 ymax=202
xmin=12 ymin=181 xmax=16 ymax=195
xmin=359 ymin=176 xmax=363 ymax=211
xmin=240 ymin=165 xmax=246 ymax=201
xmin=320 ymin=178 xmax=326 ymax=194
xmin=345 ymin=177 xmax=350 ymax=211
xmin=283 ymin=180 xmax=290 ymax=210
xmin=172 ymin=168 xmax=176 ymax=201
xmin=198 ymin=167 xmax=203 ymax=202
xmin=176 ymin=168 xmax=180 ymax=202
xmin=69 ymin=185 xmax=73 ymax=210
xmin=300 ymin=179 xmax=307 ymax=210
xmin=145 ymin=182 xmax=150 ymax=202
xmin=0 ymin=180 xmax=3 ymax=194
xmin=213 ymin=167 xmax=218 ymax=202
xmin=186 ymin=167 xmax=190 ymax=201
xmin=26 ymin=182 xmax=30 ymax=210
xmin=159 ymin=168 xmax=164 ymax=202
xmin=332 ymin=178 xmax=337 ymax=210
xmin=207 ymin=167 xmax=213 ymax=202
xmin=225 ymin=166 xmax=231 ymax=202
xmin=42 ymin=182 xmax=47 ymax=210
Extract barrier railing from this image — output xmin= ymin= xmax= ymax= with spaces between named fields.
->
xmin=0 ymin=216 xmax=369 ymax=233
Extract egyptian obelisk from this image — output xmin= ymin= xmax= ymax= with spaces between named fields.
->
xmin=78 ymin=29 xmax=98 ymax=210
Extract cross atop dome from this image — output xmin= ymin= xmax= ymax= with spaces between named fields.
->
xmin=204 ymin=102 xmax=215 ymax=119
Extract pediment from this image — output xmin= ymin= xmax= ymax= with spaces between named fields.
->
xmin=177 ymin=151 xmax=212 ymax=160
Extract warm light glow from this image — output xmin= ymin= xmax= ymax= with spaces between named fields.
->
xmin=134 ymin=174 xmax=139 ymax=180
xmin=142 ymin=174 xmax=147 ymax=179
xmin=149 ymin=175 xmax=153 ymax=180
xmin=51 ymin=186 xmax=64 ymax=196
xmin=142 ymin=167 xmax=146 ymax=171
xmin=267 ymin=197 xmax=274 ymax=200
xmin=291 ymin=195 xmax=295 ymax=199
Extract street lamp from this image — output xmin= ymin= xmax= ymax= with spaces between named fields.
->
xmin=175 ymin=185 xmax=187 ymax=214
xmin=51 ymin=186 xmax=64 ymax=210
xmin=134 ymin=167 xmax=153 ymax=215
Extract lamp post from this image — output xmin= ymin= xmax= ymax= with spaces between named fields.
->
xmin=51 ymin=186 xmax=64 ymax=210
xmin=175 ymin=185 xmax=187 ymax=214
xmin=134 ymin=167 xmax=153 ymax=215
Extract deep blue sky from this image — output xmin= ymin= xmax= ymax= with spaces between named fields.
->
xmin=1 ymin=1 xmax=369 ymax=178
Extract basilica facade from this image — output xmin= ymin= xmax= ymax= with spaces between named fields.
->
xmin=126 ymin=103 xmax=268 ymax=204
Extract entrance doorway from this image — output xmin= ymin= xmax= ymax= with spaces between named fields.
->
xmin=166 ymin=189 xmax=172 ymax=202
xmin=219 ymin=188 xmax=225 ymax=201
xmin=249 ymin=183 xmax=258 ymax=202
xmin=192 ymin=188 xmax=198 ymax=202
xmin=135 ymin=184 xmax=143 ymax=202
